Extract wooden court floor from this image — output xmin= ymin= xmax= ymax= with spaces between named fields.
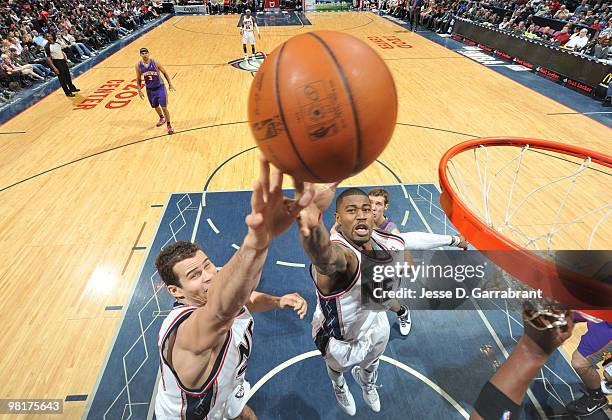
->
xmin=0 ymin=12 xmax=609 ymax=418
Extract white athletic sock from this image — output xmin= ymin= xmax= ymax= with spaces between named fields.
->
xmin=326 ymin=364 xmax=344 ymax=387
xmin=360 ymin=360 xmax=379 ymax=383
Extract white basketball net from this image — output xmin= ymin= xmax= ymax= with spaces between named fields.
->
xmin=445 ymin=144 xmax=612 ymax=251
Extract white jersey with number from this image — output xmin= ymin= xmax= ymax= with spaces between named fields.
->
xmin=155 ymin=303 xmax=254 ymax=420
xmin=241 ymin=16 xmax=256 ymax=45
xmin=311 ymin=229 xmax=404 ymax=369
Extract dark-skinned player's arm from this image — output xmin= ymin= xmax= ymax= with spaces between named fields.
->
xmin=156 ymin=61 xmax=175 ymax=91
xmin=135 ymin=64 xmax=144 ymax=99
xmin=246 ymin=291 xmax=308 ymax=319
xmin=173 ymin=158 xmax=314 ymax=361
xmin=470 ymin=305 xmax=573 ymax=420
xmin=296 ymin=182 xmax=357 ymax=294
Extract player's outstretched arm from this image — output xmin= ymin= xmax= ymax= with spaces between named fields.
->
xmin=246 ymin=291 xmax=307 ymax=319
xmin=470 ymin=306 xmax=573 ymax=420
xmin=175 ymin=159 xmax=313 ymax=355
xmin=297 ymin=183 xmax=357 ymax=293
xmin=157 ymin=61 xmax=175 ymax=91
xmin=135 ymin=64 xmax=144 ymax=99
xmin=399 ymin=231 xmax=468 ymax=250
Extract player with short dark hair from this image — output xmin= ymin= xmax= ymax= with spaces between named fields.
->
xmin=136 ymin=48 xmax=175 ymax=134
xmin=153 ymin=159 xmax=313 ymax=420
xmin=297 ymin=185 xmax=408 ymax=415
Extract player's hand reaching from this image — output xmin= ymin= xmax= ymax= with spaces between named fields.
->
xmin=138 ymin=89 xmax=144 ymax=100
xmin=169 ymin=84 xmax=176 ymax=92
xmin=244 ymin=157 xmax=314 ymax=250
xmin=279 ymin=292 xmax=308 ymax=319
xmin=522 ymin=301 xmax=573 ymax=355
xmin=296 ymin=181 xmax=340 ymax=237
xmin=457 ymin=235 xmax=468 ymax=250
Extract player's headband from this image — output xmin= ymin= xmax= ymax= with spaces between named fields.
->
xmin=139 ymin=48 xmax=149 ymax=54
xmin=245 ymin=8 xmax=251 ymax=12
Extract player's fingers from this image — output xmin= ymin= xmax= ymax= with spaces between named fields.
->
xmin=245 ymin=212 xmax=263 ymax=229
xmin=251 ymin=180 xmax=265 ymax=214
xmin=295 ymin=298 xmax=307 ymax=318
xmin=259 ymin=156 xmax=270 ymax=202
xmin=270 ymin=165 xmax=283 ymax=197
xmin=292 ymin=188 xmax=314 ymax=214
xmin=293 ymin=178 xmax=304 ymax=197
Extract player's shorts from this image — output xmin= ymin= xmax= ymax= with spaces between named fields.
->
xmin=316 ymin=312 xmax=390 ymax=373
xmin=146 ymin=85 xmax=167 ymax=108
xmin=242 ymin=31 xmax=256 ymax=45
xmin=577 ymin=322 xmax=612 ymax=365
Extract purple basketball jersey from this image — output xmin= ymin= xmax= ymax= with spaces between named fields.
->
xmin=139 ymin=59 xmax=162 ymax=89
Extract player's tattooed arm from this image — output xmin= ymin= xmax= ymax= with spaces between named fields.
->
xmin=157 ymin=62 xmax=175 ymax=91
xmin=297 ymin=182 xmax=357 ymax=292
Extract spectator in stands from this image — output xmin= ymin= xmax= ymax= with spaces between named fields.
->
xmin=9 ymin=47 xmax=50 ymax=78
xmin=591 ymin=18 xmax=602 ymax=31
xmin=564 ymin=27 xmax=590 ymax=50
xmin=524 ymin=22 xmax=540 ymax=38
xmin=62 ymin=29 xmax=94 ymax=59
xmin=554 ymin=4 xmax=570 ymax=19
xmin=547 ymin=0 xmax=561 ymax=14
xmin=537 ymin=25 xmax=553 ymax=39
xmin=552 ymin=24 xmax=572 ymax=44
xmin=499 ymin=16 xmax=511 ymax=29
xmin=31 ymin=31 xmax=47 ymax=49
xmin=1 ymin=53 xmax=44 ymax=81
xmin=535 ymin=3 xmax=551 ymax=16
xmin=587 ymin=35 xmax=611 ymax=59
xmin=513 ymin=20 xmax=527 ymax=34
xmin=600 ymin=18 xmax=612 ymax=38
xmin=573 ymin=0 xmax=588 ymax=16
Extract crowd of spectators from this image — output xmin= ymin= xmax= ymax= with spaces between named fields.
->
xmin=382 ymin=0 xmax=612 ymax=60
xmin=0 ymin=0 xmax=164 ymax=105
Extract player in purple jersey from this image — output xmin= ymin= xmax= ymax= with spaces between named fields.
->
xmin=136 ymin=47 xmax=176 ymax=134
xmin=566 ymin=315 xmax=611 ymax=416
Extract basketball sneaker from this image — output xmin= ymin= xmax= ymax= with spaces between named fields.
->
xmin=566 ymin=391 xmax=607 ymax=416
xmin=352 ymin=366 xmax=381 ymax=412
xmin=167 ymin=123 xmax=174 ymax=135
xmin=156 ymin=116 xmax=166 ymax=127
xmin=332 ymin=377 xmax=356 ymax=416
xmin=396 ymin=305 xmax=412 ymax=336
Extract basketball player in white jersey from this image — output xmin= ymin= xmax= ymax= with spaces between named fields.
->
xmin=297 ymin=186 xmax=466 ymax=415
xmin=154 ymin=158 xmax=313 ymax=420
xmin=331 ymin=187 xmax=468 ymax=336
xmin=240 ymin=9 xmax=260 ymax=63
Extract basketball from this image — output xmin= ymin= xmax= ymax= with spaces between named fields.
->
xmin=247 ymin=30 xmax=397 ymax=182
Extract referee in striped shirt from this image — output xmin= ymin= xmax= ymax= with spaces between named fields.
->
xmin=44 ymin=32 xmax=79 ymax=97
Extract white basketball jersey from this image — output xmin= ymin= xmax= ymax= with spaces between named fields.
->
xmin=311 ymin=229 xmax=404 ymax=351
xmin=242 ymin=16 xmax=254 ymax=32
xmin=155 ymin=303 xmax=254 ymax=420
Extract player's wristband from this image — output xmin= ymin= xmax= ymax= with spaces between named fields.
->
xmin=473 ymin=381 xmax=522 ymax=420
xmin=449 ymin=235 xmax=461 ymax=247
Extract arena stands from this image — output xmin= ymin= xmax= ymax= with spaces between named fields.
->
xmin=0 ymin=0 xmax=164 ymax=105
xmin=383 ymin=0 xmax=611 ymax=58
